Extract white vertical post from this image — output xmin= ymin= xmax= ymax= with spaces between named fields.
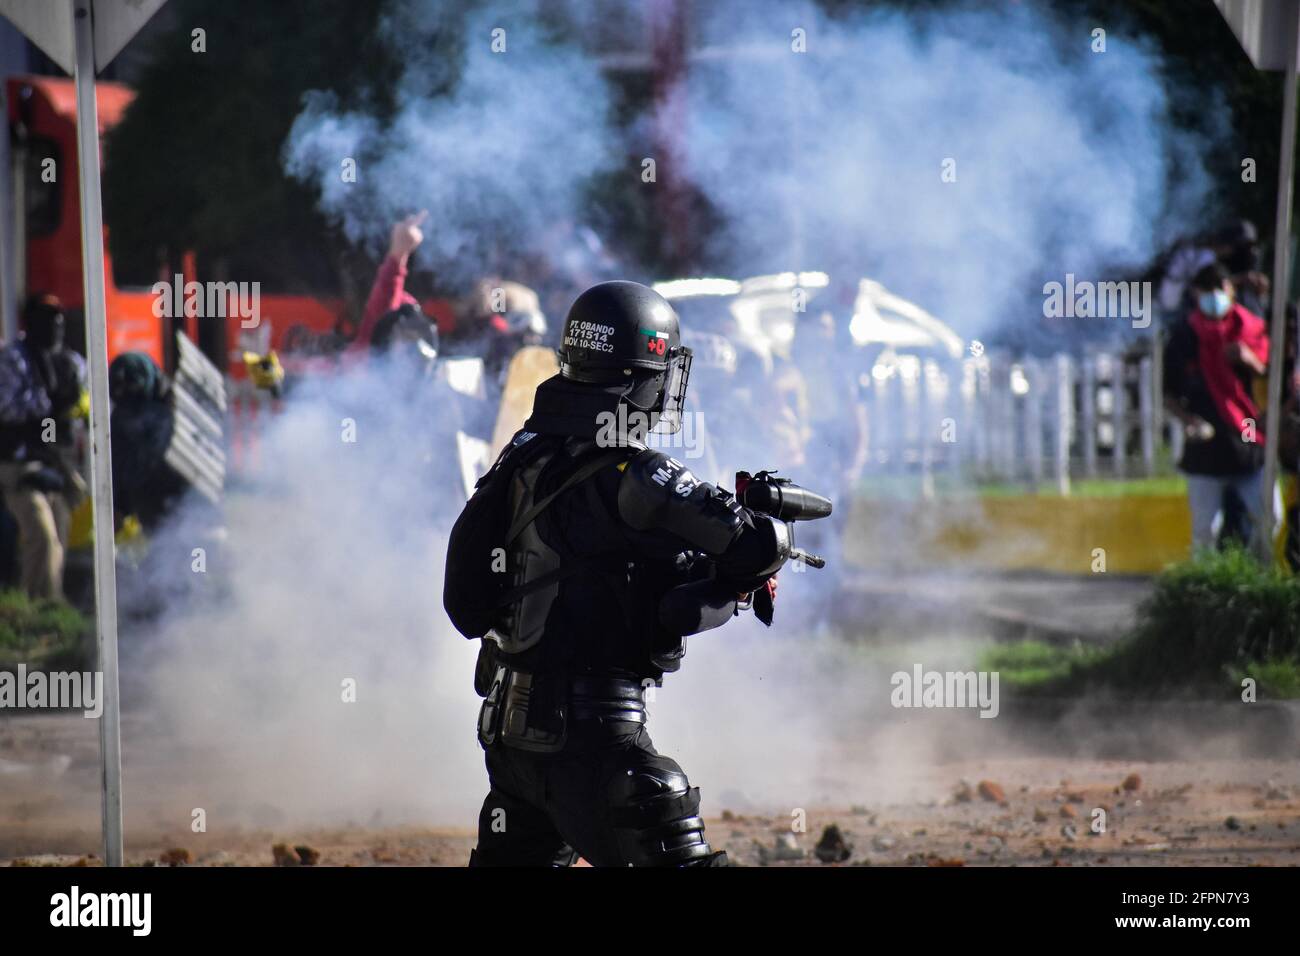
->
xmin=1055 ymin=353 xmax=1072 ymax=496
xmin=983 ymin=356 xmax=999 ymax=479
xmin=1025 ymin=359 xmax=1043 ymax=492
xmin=0 ymin=82 xmax=17 ymax=343
xmin=72 ymin=0 xmax=123 ymax=868
xmin=1112 ymin=353 xmax=1128 ymax=479
xmin=1260 ymin=7 xmax=1300 ymax=561
xmin=974 ymin=358 xmax=990 ymax=479
xmin=1138 ymin=355 xmax=1155 ymax=477
xmin=919 ymin=359 xmax=934 ymax=498
xmin=999 ymin=359 xmax=1015 ymax=480
xmin=957 ymin=359 xmax=972 ymax=478
xmin=1081 ymin=353 xmax=1097 ymax=479
xmin=989 ymin=355 xmax=1004 ymax=479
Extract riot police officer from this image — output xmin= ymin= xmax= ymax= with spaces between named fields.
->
xmin=445 ymin=280 xmax=795 ymax=867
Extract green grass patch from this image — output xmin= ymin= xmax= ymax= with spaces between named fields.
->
xmin=1229 ymin=660 xmax=1300 ymax=699
xmin=984 ymin=547 xmax=1300 ymax=698
xmin=978 ymin=639 xmax=1100 ymax=690
xmin=0 ymin=590 xmax=91 ymax=670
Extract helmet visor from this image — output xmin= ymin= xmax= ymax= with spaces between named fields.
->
xmin=653 ymin=346 xmax=692 ymax=434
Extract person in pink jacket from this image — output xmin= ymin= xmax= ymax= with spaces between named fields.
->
xmin=351 ymin=210 xmax=429 ymax=353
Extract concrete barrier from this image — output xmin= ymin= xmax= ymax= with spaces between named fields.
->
xmin=849 ymin=493 xmax=1191 ymax=575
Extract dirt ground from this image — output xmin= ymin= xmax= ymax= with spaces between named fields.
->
xmin=3 ymin=711 xmax=1298 ymax=867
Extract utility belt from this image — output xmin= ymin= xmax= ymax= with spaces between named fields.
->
xmin=477 ymin=662 xmax=648 ymax=753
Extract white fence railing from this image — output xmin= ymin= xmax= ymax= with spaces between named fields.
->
xmin=861 ymin=345 xmax=1171 ymax=491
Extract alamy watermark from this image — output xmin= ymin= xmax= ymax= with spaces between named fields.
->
xmin=50 ymin=886 xmax=151 ymax=936
xmin=595 ymin=405 xmax=707 ymax=460
xmin=890 ymin=664 xmax=999 ymax=718
xmin=0 ymin=664 xmax=103 ymax=718
xmin=1043 ymin=274 xmax=1151 ymax=329
xmin=152 ymin=273 xmax=260 ymax=328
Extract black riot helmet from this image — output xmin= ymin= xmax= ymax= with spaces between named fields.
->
xmin=557 ymin=281 xmax=692 ymax=433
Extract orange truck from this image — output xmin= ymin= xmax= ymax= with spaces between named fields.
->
xmin=5 ymin=73 xmax=455 ymax=382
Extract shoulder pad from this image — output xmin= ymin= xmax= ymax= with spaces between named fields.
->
xmin=617 ymin=449 xmax=744 ymax=554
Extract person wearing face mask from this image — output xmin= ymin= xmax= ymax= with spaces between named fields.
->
xmin=1163 ymin=263 xmax=1271 ymax=551
xmin=1214 ymin=220 xmax=1270 ymax=317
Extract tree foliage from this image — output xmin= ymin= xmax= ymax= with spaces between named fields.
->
xmin=103 ymin=0 xmax=401 ymax=295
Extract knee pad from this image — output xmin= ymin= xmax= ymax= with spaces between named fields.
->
xmin=607 ymin=755 xmax=716 ymax=866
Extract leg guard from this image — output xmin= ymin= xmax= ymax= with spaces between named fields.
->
xmin=605 ymin=752 xmax=717 ymax=866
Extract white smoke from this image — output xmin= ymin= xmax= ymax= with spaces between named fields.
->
xmin=120 ymin=0 xmax=1226 ymax=836
xmin=283 ymin=0 xmax=620 ymax=281
xmin=668 ymin=0 xmax=1218 ymax=345
xmin=125 ymin=363 xmax=485 ymax=828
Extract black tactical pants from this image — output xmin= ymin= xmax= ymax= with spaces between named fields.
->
xmin=469 ymin=721 xmax=727 ymax=867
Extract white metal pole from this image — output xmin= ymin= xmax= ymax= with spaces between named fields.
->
xmin=1112 ymin=355 xmax=1128 ymax=480
xmin=1081 ymin=354 xmax=1097 ymax=478
xmin=0 ymin=82 xmax=17 ymax=344
xmin=1138 ymin=355 xmax=1155 ymax=477
xmin=72 ymin=0 xmax=123 ymax=867
xmin=1055 ymin=353 xmax=1072 ymax=496
xmin=1260 ymin=6 xmax=1300 ymax=562
xmin=1026 ymin=358 xmax=1043 ymax=492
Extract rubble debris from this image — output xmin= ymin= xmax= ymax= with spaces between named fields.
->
xmin=757 ymin=832 xmax=806 ymax=864
xmin=814 ymin=824 xmax=853 ymax=864
xmin=294 ymin=845 xmax=320 ymax=866
xmin=272 ymin=843 xmax=301 ymax=867
xmin=159 ymin=847 xmax=192 ymax=867
xmin=977 ymin=780 xmax=1006 ymax=803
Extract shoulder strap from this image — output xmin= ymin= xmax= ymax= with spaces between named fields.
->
xmin=503 ymin=446 xmax=633 ymax=547
xmin=494 ymin=562 xmax=584 ymax=607
xmin=489 ymin=446 xmax=634 ymax=611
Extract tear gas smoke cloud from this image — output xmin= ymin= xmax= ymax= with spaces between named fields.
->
xmin=125 ymin=362 xmax=484 ymax=826
xmin=283 ymin=0 xmax=618 ymax=282
xmin=670 ymin=0 xmax=1221 ymax=346
xmin=122 ymin=0 xmax=1226 ymax=830
xmin=285 ymin=0 xmax=1216 ymax=344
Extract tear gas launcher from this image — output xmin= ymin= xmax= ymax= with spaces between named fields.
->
xmin=734 ymin=470 xmax=833 ymax=568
